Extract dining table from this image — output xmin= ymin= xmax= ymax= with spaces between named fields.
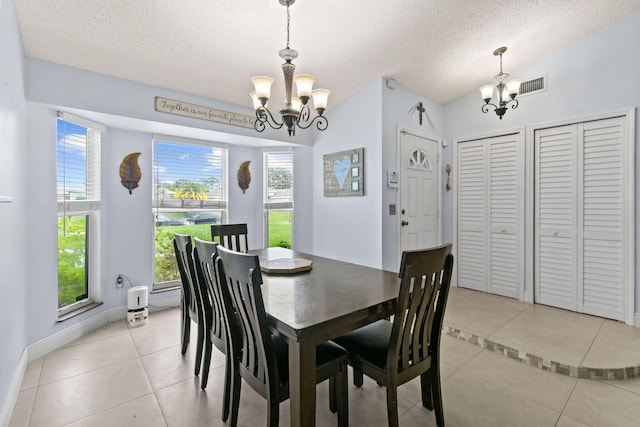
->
xmin=251 ymin=247 xmax=401 ymax=427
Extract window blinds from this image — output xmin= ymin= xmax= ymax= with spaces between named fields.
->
xmin=264 ymin=150 xmax=293 ymax=210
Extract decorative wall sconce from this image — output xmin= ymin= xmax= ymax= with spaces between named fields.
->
xmin=237 ymin=160 xmax=251 ymax=194
xmin=445 ymin=164 xmax=451 ymax=192
xmin=119 ymin=152 xmax=141 ymax=194
xmin=480 ymin=47 xmax=521 ymax=120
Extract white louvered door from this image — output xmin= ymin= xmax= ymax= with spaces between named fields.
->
xmin=456 ymin=133 xmax=523 ymax=298
xmin=534 ymin=116 xmax=629 ymax=321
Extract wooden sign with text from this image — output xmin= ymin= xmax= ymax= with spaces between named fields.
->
xmin=155 ymin=97 xmax=256 ymax=129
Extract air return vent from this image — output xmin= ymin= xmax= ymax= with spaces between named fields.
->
xmin=518 ymin=75 xmax=546 ymax=96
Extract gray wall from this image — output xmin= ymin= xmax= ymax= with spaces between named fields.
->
xmin=0 ymin=0 xmax=28 ymax=417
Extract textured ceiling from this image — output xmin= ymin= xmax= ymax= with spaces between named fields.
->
xmin=14 ymin=0 xmax=640 ymax=112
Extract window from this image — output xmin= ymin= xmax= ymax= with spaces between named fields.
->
xmin=56 ymin=112 xmax=103 ymax=316
xmin=153 ymin=135 xmax=228 ymax=289
xmin=264 ymin=150 xmax=293 ymax=248
xmin=409 ymin=149 xmax=431 ymax=170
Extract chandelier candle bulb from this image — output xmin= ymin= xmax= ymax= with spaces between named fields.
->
xmin=251 ymin=0 xmax=329 ymax=136
xmin=480 ymin=46 xmax=520 ymax=120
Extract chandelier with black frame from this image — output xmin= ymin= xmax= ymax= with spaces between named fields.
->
xmin=250 ymin=0 xmax=330 ymax=137
xmin=479 ymin=46 xmax=521 ymax=120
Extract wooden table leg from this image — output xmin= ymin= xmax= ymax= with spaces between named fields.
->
xmin=288 ymin=339 xmax=316 ymax=427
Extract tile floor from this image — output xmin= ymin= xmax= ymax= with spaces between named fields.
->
xmin=9 ymin=287 xmax=640 ymax=427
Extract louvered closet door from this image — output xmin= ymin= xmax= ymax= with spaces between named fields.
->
xmin=488 ymin=135 xmax=521 ymax=298
xmin=456 ymin=134 xmax=523 ymax=297
xmin=535 ymin=125 xmax=578 ymax=310
xmin=457 ymin=141 xmax=487 ymax=292
xmin=581 ymin=117 xmax=626 ymax=320
xmin=534 ymin=116 xmax=628 ymax=321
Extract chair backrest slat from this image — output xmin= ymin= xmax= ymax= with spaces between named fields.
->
xmin=211 ymin=223 xmax=249 ymax=253
xmin=174 ymin=233 xmax=199 ymax=315
xmin=389 ymin=244 xmax=454 ymax=373
xmin=193 ymin=238 xmax=224 ymax=342
xmin=216 ymin=245 xmax=277 ymax=390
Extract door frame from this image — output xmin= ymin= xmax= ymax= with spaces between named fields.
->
xmin=396 ymin=127 xmax=442 ymax=269
xmin=452 ymin=127 xmax=525 ymax=298
xmin=526 ymin=108 xmax=636 ymax=325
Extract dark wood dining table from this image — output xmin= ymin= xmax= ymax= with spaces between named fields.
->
xmin=251 ymin=247 xmax=400 ymax=427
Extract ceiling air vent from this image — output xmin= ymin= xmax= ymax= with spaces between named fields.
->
xmin=518 ymin=75 xmax=546 ymax=97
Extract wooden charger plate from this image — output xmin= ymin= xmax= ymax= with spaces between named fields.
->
xmin=260 ymin=258 xmax=313 ymax=274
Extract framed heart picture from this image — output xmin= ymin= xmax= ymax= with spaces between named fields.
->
xmin=323 ymin=147 xmax=364 ymax=197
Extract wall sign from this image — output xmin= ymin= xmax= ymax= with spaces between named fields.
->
xmin=155 ymin=97 xmax=256 ymax=129
xmin=323 ymin=148 xmax=364 ymax=197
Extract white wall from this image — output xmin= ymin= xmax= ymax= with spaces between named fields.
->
xmin=311 ymin=80 xmax=384 ymax=268
xmin=444 ymin=11 xmax=640 ymax=309
xmin=0 ymin=0 xmax=28 ymax=420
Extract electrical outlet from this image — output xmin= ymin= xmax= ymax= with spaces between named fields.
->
xmin=116 ymin=274 xmax=124 ymax=289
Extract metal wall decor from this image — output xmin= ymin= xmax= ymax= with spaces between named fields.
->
xmin=237 ymin=160 xmax=252 ymax=194
xmin=119 ymin=152 xmax=142 ymax=194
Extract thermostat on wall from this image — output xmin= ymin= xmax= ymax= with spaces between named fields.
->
xmin=387 ymin=170 xmax=398 ymax=188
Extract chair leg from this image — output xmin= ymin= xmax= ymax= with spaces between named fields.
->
xmin=429 ymin=368 xmax=445 ymax=426
xmin=181 ymin=307 xmax=190 ymax=355
xmin=194 ymin=320 xmax=204 ymax=376
xmin=329 ymin=377 xmax=336 ymax=413
xmin=200 ymin=336 xmax=212 ymax=389
xmin=266 ymin=397 xmax=279 ymax=427
xmin=336 ymin=363 xmax=349 ymax=427
xmin=421 ymin=371 xmax=434 ymax=410
xmin=221 ymin=351 xmax=232 ymax=421
xmin=385 ymin=386 xmax=400 ymax=427
xmin=353 ymin=368 xmax=363 ymax=388
xmin=226 ymin=359 xmax=241 ymax=427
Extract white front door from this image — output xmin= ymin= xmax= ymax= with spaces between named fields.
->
xmin=399 ymin=130 xmax=440 ymax=256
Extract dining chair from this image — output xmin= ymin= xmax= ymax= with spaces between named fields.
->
xmin=215 ymin=245 xmax=350 ymax=427
xmin=210 ymin=223 xmax=249 ymax=253
xmin=333 ymin=243 xmax=454 ymax=427
xmin=192 ymin=238 xmax=234 ymax=422
xmin=173 ymin=233 xmax=206 ymax=376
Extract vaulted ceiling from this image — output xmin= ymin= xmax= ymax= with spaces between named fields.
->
xmin=14 ymin=0 xmax=640 ymax=112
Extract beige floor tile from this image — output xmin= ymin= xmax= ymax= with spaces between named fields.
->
xmin=399 ymin=405 xmax=440 ymax=427
xmin=346 ymin=375 xmax=414 ymax=426
xmin=397 ymin=362 xmax=458 ymax=405
xmin=603 ymin=375 xmax=640 ymax=395
xmin=61 ymin=319 xmax=130 ymax=348
xmin=490 ymin=318 xmax=594 ymax=367
xmin=581 ymin=341 xmax=640 ymax=369
xmin=155 ymin=377 xmax=226 ymax=427
xmin=446 ymin=286 xmax=476 ymax=304
xmin=20 ymin=358 xmax=43 ymax=390
xmin=64 ymin=394 xmax=167 ymax=427
xmin=29 ymin=358 xmax=152 ymax=427
xmin=141 ymin=342 xmax=224 ymax=391
xmin=130 ymin=318 xmax=192 ymax=356
xmin=509 ymin=305 xmax=604 ymax=340
xmin=555 ymin=415 xmax=591 ymax=427
xmin=440 ymin=335 xmax=483 ymax=368
xmin=563 ymin=379 xmax=640 ymax=427
xmin=147 ymin=307 xmax=182 ymax=326
xmin=442 ymin=370 xmax=560 ymax=427
xmin=594 ymin=319 xmax=640 ymax=352
xmin=8 ymin=387 xmax=36 ymax=427
xmin=39 ymin=333 xmax=139 ymax=385
xmin=462 ymin=349 xmax=577 ymax=412
xmin=444 ymin=292 xmax=528 ymax=336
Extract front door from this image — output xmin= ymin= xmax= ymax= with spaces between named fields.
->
xmin=399 ymin=129 xmax=440 ymax=258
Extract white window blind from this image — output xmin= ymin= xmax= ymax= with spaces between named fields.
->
xmin=56 ymin=112 xmax=102 ymax=215
xmin=264 ymin=150 xmax=294 ymax=210
xmin=153 ymin=137 xmax=228 ymax=211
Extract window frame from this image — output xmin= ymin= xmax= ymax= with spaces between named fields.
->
xmin=152 ymin=134 xmax=228 ymax=291
xmin=56 ymin=112 xmax=104 ymax=318
xmin=263 ymin=148 xmax=294 ymax=248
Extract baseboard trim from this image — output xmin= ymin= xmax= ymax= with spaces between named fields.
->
xmin=635 ymin=312 xmax=640 ymax=328
xmin=0 ymin=348 xmax=28 ymax=427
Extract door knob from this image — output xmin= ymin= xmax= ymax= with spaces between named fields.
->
xmin=401 ymin=220 xmax=409 ymax=226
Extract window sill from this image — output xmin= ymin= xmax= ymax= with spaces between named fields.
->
xmin=57 ymin=301 xmax=103 ymax=322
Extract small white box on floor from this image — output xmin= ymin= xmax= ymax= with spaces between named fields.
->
xmin=127 ymin=285 xmax=148 ymax=327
